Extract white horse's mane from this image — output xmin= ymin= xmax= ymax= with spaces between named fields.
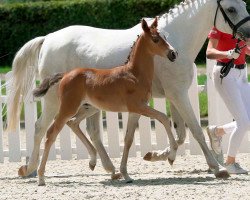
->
xmin=126 ymin=0 xmax=200 ymax=63
xmin=161 ymin=0 xmax=199 ymax=19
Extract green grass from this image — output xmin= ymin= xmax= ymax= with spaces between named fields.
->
xmin=0 ymin=66 xmax=11 ymax=74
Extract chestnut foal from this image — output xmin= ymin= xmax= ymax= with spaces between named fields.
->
xmin=34 ymin=18 xmax=178 ymax=185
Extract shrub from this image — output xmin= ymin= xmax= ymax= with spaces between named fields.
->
xmin=0 ymin=0 xmax=180 ymax=66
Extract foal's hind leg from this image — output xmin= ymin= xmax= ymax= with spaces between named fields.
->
xmin=38 ymin=93 xmax=82 ymax=185
xmin=132 ymin=104 xmax=178 ymax=164
xmin=67 ymin=104 xmax=99 ymax=171
xmin=38 ymin=114 xmax=71 ymax=186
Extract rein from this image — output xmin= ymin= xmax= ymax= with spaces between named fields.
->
xmin=213 ymin=0 xmax=250 ymax=83
xmin=214 ymin=0 xmax=250 ymax=39
xmin=219 ymin=39 xmax=247 ymax=83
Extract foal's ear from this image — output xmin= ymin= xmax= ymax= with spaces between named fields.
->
xmin=141 ymin=19 xmax=150 ymax=33
xmin=150 ymin=17 xmax=158 ymax=29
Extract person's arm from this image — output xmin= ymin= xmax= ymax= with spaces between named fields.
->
xmin=245 ymin=46 xmax=250 ymax=56
xmin=206 ymin=38 xmax=240 ymax=60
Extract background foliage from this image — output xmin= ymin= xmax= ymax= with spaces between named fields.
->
xmin=0 ymin=0 xmax=250 ymax=66
xmin=0 ymin=0 xmax=181 ymax=65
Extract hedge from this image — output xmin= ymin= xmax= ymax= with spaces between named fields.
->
xmin=0 ymin=0 xmax=183 ymax=66
xmin=0 ymin=0 xmax=250 ymax=66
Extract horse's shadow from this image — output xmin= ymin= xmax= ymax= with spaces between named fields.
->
xmin=100 ymin=176 xmax=216 ymax=187
xmin=2 ymin=171 xmax=248 ymax=187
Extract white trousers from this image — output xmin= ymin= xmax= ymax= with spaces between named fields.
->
xmin=213 ymin=64 xmax=250 ymax=157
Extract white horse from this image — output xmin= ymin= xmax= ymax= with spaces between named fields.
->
xmin=9 ymin=0 xmax=250 ymax=182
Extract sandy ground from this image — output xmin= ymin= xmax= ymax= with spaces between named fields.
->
xmin=0 ymin=152 xmax=249 ymax=200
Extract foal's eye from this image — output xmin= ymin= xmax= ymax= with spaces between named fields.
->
xmin=227 ymin=7 xmax=236 ymax=14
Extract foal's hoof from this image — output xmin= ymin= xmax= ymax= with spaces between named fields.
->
xmin=18 ymin=165 xmax=28 ymax=177
xmin=38 ymin=176 xmax=46 ymax=186
xmin=168 ymin=158 xmax=175 ymax=166
xmin=111 ymin=173 xmax=122 ymax=180
xmin=215 ymin=168 xmax=230 ymax=179
xmin=143 ymin=152 xmax=153 ymax=161
xmin=89 ymin=162 xmax=96 ymax=171
xmin=38 ymin=181 xmax=46 ymax=186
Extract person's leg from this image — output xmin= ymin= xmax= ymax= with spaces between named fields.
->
xmin=212 ymin=67 xmax=249 ymax=173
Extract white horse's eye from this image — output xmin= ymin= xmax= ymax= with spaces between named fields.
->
xmin=227 ymin=7 xmax=236 ymax=13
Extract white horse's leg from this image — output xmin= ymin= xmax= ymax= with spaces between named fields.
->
xmin=18 ymin=91 xmax=59 ymax=177
xmin=86 ymin=112 xmax=121 ymax=180
xmin=146 ymin=92 xmax=229 ymax=178
xmin=67 ymin=104 xmax=98 ymax=171
xmin=173 ymin=93 xmax=229 ymax=178
xmin=120 ymin=113 xmax=140 ymax=183
xmin=170 ymin=102 xmax=186 ymax=145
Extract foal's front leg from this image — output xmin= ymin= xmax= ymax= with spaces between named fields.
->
xmin=133 ymin=104 xmax=178 ymax=164
xmin=120 ymin=113 xmax=140 ymax=183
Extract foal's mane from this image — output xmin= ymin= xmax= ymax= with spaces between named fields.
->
xmin=125 ymin=34 xmax=141 ymax=64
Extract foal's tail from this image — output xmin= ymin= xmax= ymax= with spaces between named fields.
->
xmin=6 ymin=36 xmax=45 ymax=132
xmin=33 ymin=73 xmax=64 ymax=98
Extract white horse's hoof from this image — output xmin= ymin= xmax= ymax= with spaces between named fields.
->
xmin=215 ymin=167 xmax=230 ymax=179
xmin=111 ymin=172 xmax=122 ymax=180
xmin=125 ymin=178 xmax=133 ymax=183
xmin=89 ymin=161 xmax=96 ymax=171
xmin=168 ymin=158 xmax=175 ymax=166
xmin=143 ymin=150 xmax=170 ymax=162
xmin=143 ymin=152 xmax=153 ymax=161
xmin=121 ymin=172 xmax=133 ymax=183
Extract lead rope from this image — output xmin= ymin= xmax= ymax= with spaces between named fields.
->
xmin=220 ymin=39 xmax=241 ymax=84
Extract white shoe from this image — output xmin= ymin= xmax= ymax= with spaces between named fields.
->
xmin=225 ymin=163 xmax=248 ymax=174
xmin=206 ymin=126 xmax=222 ymax=154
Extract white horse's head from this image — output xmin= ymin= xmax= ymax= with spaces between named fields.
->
xmin=215 ymin=0 xmax=250 ymax=39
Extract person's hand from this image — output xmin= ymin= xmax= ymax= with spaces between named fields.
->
xmin=226 ymin=48 xmax=241 ymax=59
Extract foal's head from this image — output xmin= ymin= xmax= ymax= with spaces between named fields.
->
xmin=141 ymin=18 xmax=177 ymax=62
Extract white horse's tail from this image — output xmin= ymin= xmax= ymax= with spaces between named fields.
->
xmin=6 ymin=36 xmax=45 ymax=132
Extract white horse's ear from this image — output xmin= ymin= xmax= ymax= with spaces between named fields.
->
xmin=150 ymin=17 xmax=158 ymax=29
xmin=141 ymin=19 xmax=150 ymax=32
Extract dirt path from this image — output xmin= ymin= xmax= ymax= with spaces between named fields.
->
xmin=0 ymin=153 xmax=249 ymax=200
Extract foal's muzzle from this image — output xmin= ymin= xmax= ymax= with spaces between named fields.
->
xmin=167 ymin=50 xmax=178 ymax=62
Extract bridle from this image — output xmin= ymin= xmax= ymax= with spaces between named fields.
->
xmin=214 ymin=0 xmax=250 ymax=39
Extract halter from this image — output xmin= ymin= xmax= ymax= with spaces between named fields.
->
xmin=214 ymin=0 xmax=250 ymax=39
